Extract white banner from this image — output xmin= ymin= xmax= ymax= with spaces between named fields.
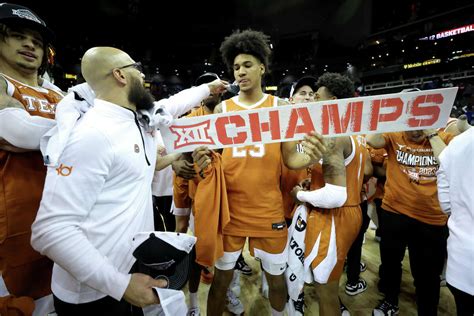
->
xmin=161 ymin=88 xmax=458 ymax=153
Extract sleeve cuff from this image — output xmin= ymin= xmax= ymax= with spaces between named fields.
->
xmin=296 ymin=191 xmax=308 ymax=203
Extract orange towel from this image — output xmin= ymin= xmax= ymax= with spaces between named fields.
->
xmin=173 ymin=173 xmax=192 ymax=210
xmin=193 ymin=152 xmax=230 ymax=267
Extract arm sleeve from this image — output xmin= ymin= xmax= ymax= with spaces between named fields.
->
xmin=436 ymin=152 xmax=451 ymax=215
xmin=31 ymin=127 xmax=131 ymax=301
xmin=296 ymin=183 xmax=347 ymax=209
xmin=156 ymin=84 xmax=210 ymax=118
xmin=0 ymin=108 xmax=56 ymax=149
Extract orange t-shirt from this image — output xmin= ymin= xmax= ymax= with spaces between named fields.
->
xmin=381 ymin=132 xmax=453 ymax=225
xmin=309 ymin=135 xmax=367 ymax=208
xmin=221 ymin=94 xmax=286 ymax=237
xmin=0 ymin=75 xmax=62 ymax=298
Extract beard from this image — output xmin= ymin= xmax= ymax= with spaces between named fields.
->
xmin=128 ymin=76 xmax=155 ymax=111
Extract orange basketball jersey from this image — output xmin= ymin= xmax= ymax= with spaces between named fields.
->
xmin=221 ymin=94 xmax=286 ymax=237
xmin=281 ymin=143 xmax=310 ymax=219
xmin=310 ymin=135 xmax=368 ymax=208
xmin=304 ymin=135 xmax=367 ymax=282
xmin=0 ymin=74 xmax=62 ymax=298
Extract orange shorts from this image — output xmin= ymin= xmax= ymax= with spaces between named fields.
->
xmin=305 ymin=205 xmax=362 ymax=283
xmin=215 ymin=235 xmax=288 ymax=275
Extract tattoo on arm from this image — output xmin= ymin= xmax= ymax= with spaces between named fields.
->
xmin=0 ymin=77 xmax=24 ymax=110
xmin=322 ymin=138 xmax=346 ymax=186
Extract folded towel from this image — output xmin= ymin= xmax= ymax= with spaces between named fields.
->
xmin=40 ymin=83 xmax=95 ymax=167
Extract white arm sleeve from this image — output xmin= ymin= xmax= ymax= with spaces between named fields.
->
xmin=296 ymin=183 xmax=347 ymax=209
xmin=436 ymin=153 xmax=451 ymax=215
xmin=156 ymin=84 xmax=210 ymax=118
xmin=0 ymin=108 xmax=56 ymax=149
xmin=31 ymin=128 xmax=130 ymax=301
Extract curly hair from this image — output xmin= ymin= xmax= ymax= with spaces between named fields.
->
xmin=220 ymin=29 xmax=272 ymax=73
xmin=316 ymin=72 xmax=355 ymax=99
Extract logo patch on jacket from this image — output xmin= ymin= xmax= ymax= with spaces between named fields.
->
xmin=56 ymin=164 xmax=73 ymax=176
xmin=134 ymin=144 xmax=140 ymax=153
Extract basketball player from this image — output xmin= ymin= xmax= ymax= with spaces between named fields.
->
xmin=0 ymin=3 xmax=62 ymax=314
xmin=288 ymin=72 xmax=368 ymax=316
xmin=206 ymin=29 xmax=325 ymax=316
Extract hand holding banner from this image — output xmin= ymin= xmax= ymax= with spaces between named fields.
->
xmin=160 ymin=88 xmax=457 ymax=153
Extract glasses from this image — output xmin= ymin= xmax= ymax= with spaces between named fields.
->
xmin=115 ymin=61 xmax=143 ymax=73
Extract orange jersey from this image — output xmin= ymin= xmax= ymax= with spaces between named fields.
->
xmin=281 ymin=142 xmax=311 ymax=219
xmin=0 ymin=75 xmax=62 ymax=298
xmin=221 ymin=94 xmax=286 ymax=237
xmin=309 ymin=135 xmax=368 ymax=208
xmin=368 ymin=146 xmax=387 ymax=200
xmin=304 ymin=135 xmax=366 ymax=282
xmin=382 ymin=132 xmax=453 ymax=225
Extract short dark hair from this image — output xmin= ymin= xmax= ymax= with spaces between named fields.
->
xmin=220 ymin=29 xmax=271 ymax=74
xmin=316 ymin=72 xmax=354 ymax=99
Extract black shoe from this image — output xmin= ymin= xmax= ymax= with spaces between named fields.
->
xmin=235 ymin=255 xmax=252 ymax=275
xmin=372 ymin=300 xmax=399 ymax=316
xmin=339 ymin=298 xmax=351 ymax=316
xmin=360 ymin=261 xmax=367 ymax=272
xmin=345 ymin=278 xmax=368 ymax=296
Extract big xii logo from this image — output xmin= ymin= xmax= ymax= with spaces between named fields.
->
xmin=160 ymin=88 xmax=458 ymax=153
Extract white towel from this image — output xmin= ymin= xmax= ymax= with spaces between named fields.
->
xmin=40 ymin=83 xmax=95 ymax=167
xmin=138 ymin=104 xmax=174 ymax=132
xmin=285 ymin=205 xmax=307 ymax=316
xmin=141 ymin=288 xmax=187 ymax=316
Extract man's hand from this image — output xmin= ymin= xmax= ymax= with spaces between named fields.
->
xmin=172 ymin=159 xmax=196 ymax=180
xmin=192 ymin=146 xmax=212 ymax=170
xmin=207 ymin=79 xmax=229 ymax=95
xmin=123 ymin=273 xmax=168 ymax=308
xmin=290 ymin=185 xmax=303 ymax=204
xmin=301 ymin=131 xmax=326 ymax=164
xmin=422 ymin=128 xmax=437 ymax=137
xmin=299 ymin=178 xmax=311 ymax=190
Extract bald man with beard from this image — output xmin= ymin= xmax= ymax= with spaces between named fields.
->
xmin=31 ymin=47 xmax=172 ymax=315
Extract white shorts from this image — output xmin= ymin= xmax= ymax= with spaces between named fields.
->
xmin=214 ymin=235 xmax=288 ymax=276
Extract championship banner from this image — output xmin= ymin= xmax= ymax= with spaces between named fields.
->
xmin=161 ymin=88 xmax=458 ymax=153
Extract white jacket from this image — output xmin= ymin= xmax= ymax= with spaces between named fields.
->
xmin=437 ymin=127 xmax=474 ymax=295
xmin=31 ymin=99 xmax=157 ymax=303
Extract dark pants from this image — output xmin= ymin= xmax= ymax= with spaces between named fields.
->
xmin=379 ymin=209 xmax=448 ymax=315
xmin=53 ymin=295 xmax=143 ymax=316
xmin=374 ymin=198 xmax=383 ymax=239
xmin=346 ymin=200 xmax=369 ymax=284
xmin=153 ymin=195 xmax=175 ymax=232
xmin=448 ymin=283 xmax=474 ymax=316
